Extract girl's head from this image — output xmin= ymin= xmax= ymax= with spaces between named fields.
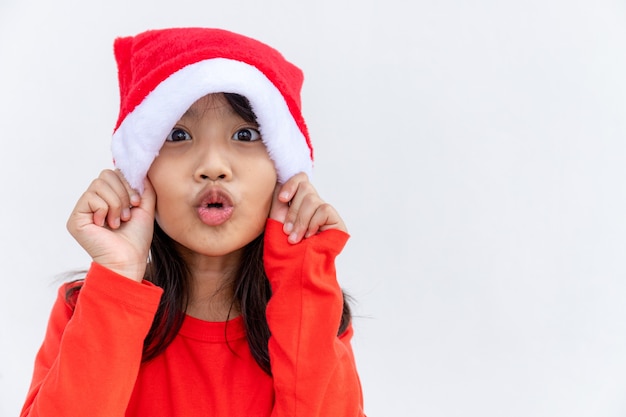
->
xmin=98 ymin=28 xmax=352 ymax=370
xmin=111 ymin=27 xmax=314 ymax=193
xmin=142 ymin=91 xmax=278 ymax=368
xmin=147 ymin=92 xmax=276 ymax=258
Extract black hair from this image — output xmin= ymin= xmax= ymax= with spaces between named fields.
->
xmin=67 ymin=93 xmax=352 ymax=375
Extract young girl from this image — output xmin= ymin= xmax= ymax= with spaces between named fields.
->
xmin=20 ymin=28 xmax=364 ymax=416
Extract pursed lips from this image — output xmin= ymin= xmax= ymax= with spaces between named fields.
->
xmin=196 ymin=188 xmax=234 ymax=226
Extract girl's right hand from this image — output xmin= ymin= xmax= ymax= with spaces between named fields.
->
xmin=66 ymin=169 xmax=156 ymax=282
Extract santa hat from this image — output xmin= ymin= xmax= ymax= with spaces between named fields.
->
xmin=111 ymin=27 xmax=313 ymax=192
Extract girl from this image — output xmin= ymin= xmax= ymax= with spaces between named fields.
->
xmin=20 ymin=28 xmax=364 ymax=416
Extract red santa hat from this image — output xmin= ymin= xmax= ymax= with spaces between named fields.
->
xmin=111 ymin=27 xmax=313 ymax=192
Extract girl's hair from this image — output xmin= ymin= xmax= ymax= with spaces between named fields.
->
xmin=66 ymin=93 xmax=352 ymax=375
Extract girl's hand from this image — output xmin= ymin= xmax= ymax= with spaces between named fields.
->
xmin=66 ymin=169 xmax=156 ymax=282
xmin=269 ymin=172 xmax=347 ymax=244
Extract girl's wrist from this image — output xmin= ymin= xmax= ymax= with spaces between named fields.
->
xmin=92 ymin=258 xmax=147 ymax=283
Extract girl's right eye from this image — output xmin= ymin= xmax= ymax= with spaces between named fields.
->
xmin=166 ymin=128 xmax=191 ymax=142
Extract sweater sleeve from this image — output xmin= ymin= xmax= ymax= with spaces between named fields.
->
xmin=20 ymin=262 xmax=163 ymax=417
xmin=264 ymin=219 xmax=365 ymax=417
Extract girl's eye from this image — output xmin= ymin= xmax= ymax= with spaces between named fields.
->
xmin=166 ymin=128 xmax=191 ymax=142
xmin=232 ymin=128 xmax=261 ymax=142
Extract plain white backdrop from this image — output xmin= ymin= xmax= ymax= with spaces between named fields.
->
xmin=2 ymin=1 xmax=626 ymax=416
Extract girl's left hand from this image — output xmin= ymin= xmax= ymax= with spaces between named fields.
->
xmin=269 ymin=172 xmax=347 ymax=244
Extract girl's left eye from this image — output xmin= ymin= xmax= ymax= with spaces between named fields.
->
xmin=166 ymin=128 xmax=192 ymax=142
xmin=232 ymin=128 xmax=261 ymax=142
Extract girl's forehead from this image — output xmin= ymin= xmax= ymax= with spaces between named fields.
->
xmin=181 ymin=94 xmax=233 ymax=120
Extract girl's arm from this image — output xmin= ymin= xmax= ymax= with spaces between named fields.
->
xmin=21 ymin=170 xmax=161 ymax=416
xmin=266 ymin=174 xmax=365 ymax=416
xmin=20 ymin=264 xmax=163 ymax=417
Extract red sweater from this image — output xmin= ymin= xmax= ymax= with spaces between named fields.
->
xmin=21 ymin=219 xmax=364 ymax=416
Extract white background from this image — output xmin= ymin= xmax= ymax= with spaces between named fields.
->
xmin=1 ymin=1 xmax=626 ymax=416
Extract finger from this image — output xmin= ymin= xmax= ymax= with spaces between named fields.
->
xmin=308 ymin=203 xmax=348 ymax=235
xmin=111 ymin=169 xmax=140 ymax=222
xmin=98 ymin=170 xmax=133 ymax=224
xmin=288 ymin=193 xmax=323 ymax=244
xmin=304 ymin=203 xmax=334 ymax=238
xmin=269 ymin=182 xmax=289 ymax=223
xmin=283 ymin=180 xmax=317 ymax=234
xmin=84 ymin=192 xmax=112 ymax=228
xmin=139 ymin=177 xmax=156 ymax=217
xmin=69 ymin=181 xmax=115 ymax=230
xmin=88 ymin=175 xmax=129 ymax=229
xmin=278 ymin=172 xmax=309 ymax=203
xmin=98 ymin=187 xmax=125 ymax=229
xmin=270 ymin=173 xmax=310 ymax=226
xmin=114 ymin=169 xmax=141 ymax=207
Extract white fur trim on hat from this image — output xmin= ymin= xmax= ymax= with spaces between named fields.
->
xmin=111 ymin=58 xmax=312 ymax=193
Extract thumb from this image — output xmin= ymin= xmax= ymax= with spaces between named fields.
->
xmin=269 ymin=182 xmax=289 ymax=223
xmin=139 ymin=177 xmax=157 ymax=217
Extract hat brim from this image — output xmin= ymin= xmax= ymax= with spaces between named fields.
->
xmin=111 ymin=58 xmax=313 ymax=193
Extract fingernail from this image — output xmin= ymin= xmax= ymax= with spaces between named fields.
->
xmin=280 ymin=191 xmax=290 ymax=201
xmin=288 ymin=232 xmax=298 ymax=243
xmin=122 ymin=208 xmax=131 ymax=220
xmin=130 ymin=194 xmax=141 ymax=205
xmin=284 ymin=222 xmax=294 ymax=233
xmin=113 ymin=218 xmax=120 ymax=228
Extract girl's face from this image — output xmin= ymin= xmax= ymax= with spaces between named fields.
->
xmin=147 ymin=93 xmax=277 ymax=259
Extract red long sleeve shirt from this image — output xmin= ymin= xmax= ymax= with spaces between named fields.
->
xmin=21 ymin=219 xmax=364 ymax=416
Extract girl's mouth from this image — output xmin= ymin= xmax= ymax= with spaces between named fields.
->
xmin=197 ymin=189 xmax=234 ymax=226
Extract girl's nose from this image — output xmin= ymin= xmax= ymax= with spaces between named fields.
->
xmin=193 ymin=143 xmax=232 ymax=182
xmin=199 ymin=172 xmax=226 ymax=181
